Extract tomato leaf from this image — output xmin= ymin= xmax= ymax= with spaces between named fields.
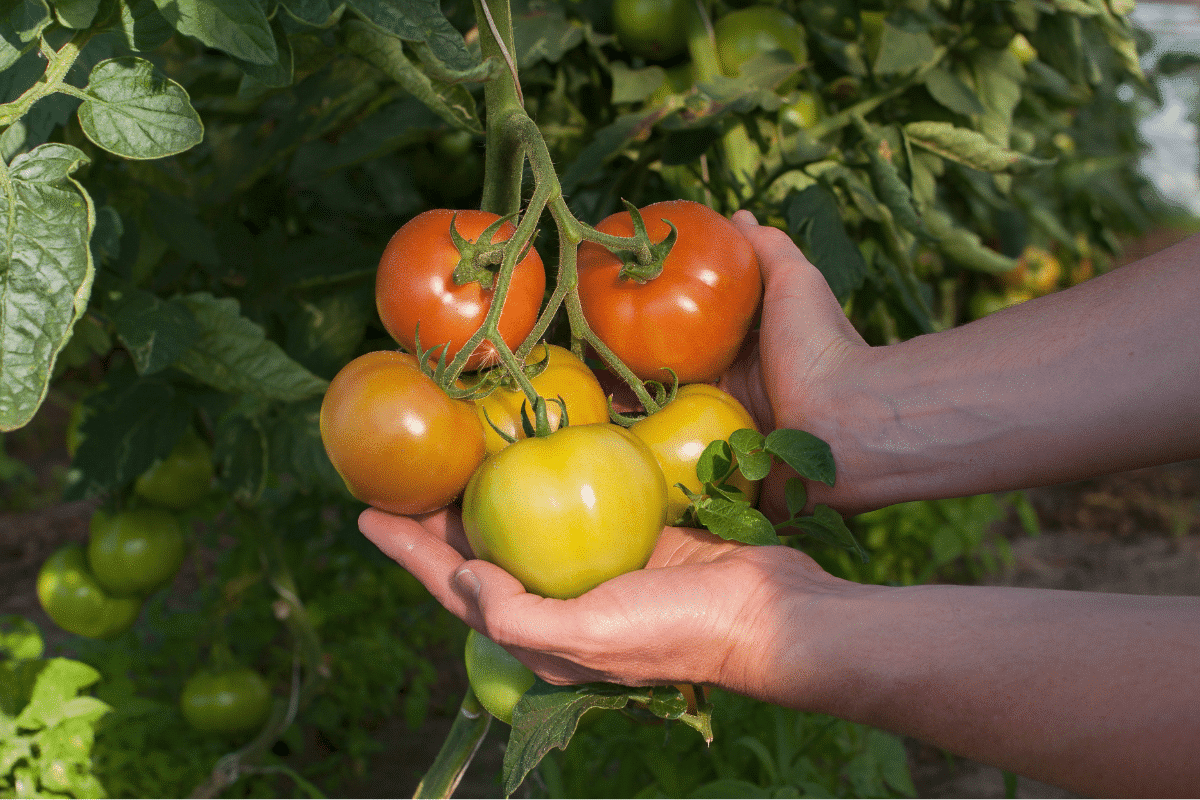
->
xmin=905 ymin=120 xmax=1051 ymax=174
xmin=108 ymin=288 xmax=201 ymax=376
xmin=0 ymin=144 xmax=94 ymax=433
xmin=151 ymin=0 xmax=277 ymax=65
xmin=786 ymin=185 xmax=869 ymax=301
xmin=784 ymin=477 xmax=807 ymax=518
xmin=695 ymin=440 xmax=734 ymax=485
xmin=503 ymin=681 xmax=636 ymax=796
xmin=786 ymin=505 xmax=867 ymax=563
xmin=77 ymin=58 xmax=204 ymax=160
xmin=696 ymin=498 xmax=781 ymax=546
xmin=730 ymin=428 xmax=772 ymax=481
xmin=764 ymin=429 xmax=836 ymax=487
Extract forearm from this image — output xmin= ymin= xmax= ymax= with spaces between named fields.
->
xmin=802 ymin=235 xmax=1200 ymax=513
xmin=770 ymin=583 xmax=1200 ymax=796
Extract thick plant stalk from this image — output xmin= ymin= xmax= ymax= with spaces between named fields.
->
xmin=414 ymin=690 xmax=492 ymax=799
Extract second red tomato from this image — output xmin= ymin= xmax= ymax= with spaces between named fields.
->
xmin=576 ymin=201 xmax=762 ymax=384
xmin=376 ymin=209 xmax=546 ymax=371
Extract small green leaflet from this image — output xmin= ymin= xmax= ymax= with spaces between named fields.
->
xmin=787 ymin=505 xmax=868 ymax=563
xmin=149 ymin=0 xmax=277 ymax=65
xmin=764 ymin=428 xmax=835 ymax=487
xmin=697 ymin=499 xmax=780 ymax=545
xmin=77 ymin=57 xmax=204 ymax=160
xmin=905 ymin=120 xmax=1050 ymax=174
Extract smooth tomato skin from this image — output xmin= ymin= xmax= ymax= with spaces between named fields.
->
xmin=472 ymin=344 xmax=610 ymax=455
xmin=87 ymin=508 xmax=186 ymax=597
xmin=715 ymin=6 xmax=808 ymax=91
xmin=630 ymin=384 xmax=761 ymax=525
xmin=462 ymin=424 xmax=667 ymax=599
xmin=37 ymin=544 xmax=142 ymax=640
xmin=464 ymin=629 xmax=536 ymax=725
xmin=134 ymin=428 xmax=214 ymax=510
xmin=180 ymin=667 xmax=273 ymax=735
xmin=612 ymin=0 xmax=688 ymax=61
xmin=577 ymin=200 xmax=762 ymax=384
xmin=320 ymin=351 xmax=485 ymax=515
xmin=375 ymin=209 xmax=546 ymax=371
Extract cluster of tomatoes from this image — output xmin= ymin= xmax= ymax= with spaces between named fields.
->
xmin=320 ymin=199 xmax=763 ymax=722
xmin=40 ymin=422 xmax=273 ymax=736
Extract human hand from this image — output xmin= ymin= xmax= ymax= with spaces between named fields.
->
xmin=358 ymin=505 xmax=857 ymax=704
xmin=720 ymin=210 xmax=870 ymax=517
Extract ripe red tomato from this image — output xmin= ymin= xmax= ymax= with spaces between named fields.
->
xmin=576 ymin=200 xmax=762 ymax=384
xmin=375 ymin=209 xmax=546 ymax=371
xmin=319 ymin=351 xmax=485 ymax=515
xmin=471 ymin=343 xmax=610 ymax=455
xmin=462 ymin=423 xmax=667 ymax=599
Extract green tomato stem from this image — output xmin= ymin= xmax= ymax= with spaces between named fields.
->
xmin=414 ymin=689 xmax=492 ymax=799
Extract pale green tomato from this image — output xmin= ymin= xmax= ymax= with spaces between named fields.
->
xmin=87 ymin=508 xmax=186 ymax=597
xmin=464 ymin=629 xmax=536 ymax=725
xmin=462 ymin=424 xmax=667 ymax=599
xmin=630 ymin=384 xmax=760 ymax=524
xmin=37 ymin=545 xmax=143 ymax=639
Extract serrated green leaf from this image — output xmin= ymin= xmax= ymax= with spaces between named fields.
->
xmin=924 ymin=207 xmax=1018 ymax=275
xmin=924 ymin=65 xmax=985 ymax=116
xmin=784 ymin=477 xmax=807 ymax=518
xmin=64 ymin=376 xmax=192 ymax=499
xmin=77 ymin=57 xmax=204 ymax=160
xmin=150 ymin=0 xmax=277 ymax=64
xmin=174 ymin=293 xmax=329 ymax=402
xmin=15 ymin=658 xmax=101 ymax=730
xmin=696 ymin=499 xmax=780 ymax=545
xmin=513 ymin=0 xmax=586 ymax=68
xmin=108 ymin=288 xmax=201 ymax=375
xmin=764 ymin=429 xmax=835 ymax=487
xmin=696 ymin=439 xmax=733 ymax=485
xmin=268 ymin=397 xmax=342 ymax=488
xmin=503 ymin=682 xmax=633 ymax=796
xmin=0 ymin=143 xmax=94 ymax=432
xmin=905 ymin=120 xmax=1049 ymax=173
xmin=785 ymin=184 xmax=868 ymax=301
xmin=343 ymin=19 xmax=481 ymax=134
xmin=348 ymin=0 xmax=474 ymax=71
xmin=214 ymin=411 xmax=269 ymax=503
xmin=118 ymin=0 xmax=175 ymax=52
xmin=788 ymin=505 xmax=867 ymax=562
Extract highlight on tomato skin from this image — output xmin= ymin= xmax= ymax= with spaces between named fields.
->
xmin=576 ymin=200 xmax=763 ymax=385
xmin=319 ymin=350 xmax=485 ymax=516
xmin=374 ymin=209 xmax=546 ymax=371
xmin=461 ymin=423 xmax=668 ymax=600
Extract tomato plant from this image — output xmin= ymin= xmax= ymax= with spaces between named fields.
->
xmin=463 ymin=628 xmax=536 ymax=725
xmin=87 ymin=508 xmax=187 ymax=597
xmin=375 ymin=209 xmax=546 ymax=371
xmin=612 ymin=0 xmax=689 ymax=61
xmin=133 ymin=428 xmax=213 ymax=510
xmin=462 ymin=424 xmax=667 ymax=599
xmin=180 ymin=666 xmax=273 ymax=735
xmin=629 ymin=384 xmax=760 ymax=525
xmin=320 ymin=351 xmax=485 ymax=515
xmin=472 ymin=343 xmax=610 ymax=455
xmin=36 ymin=544 xmax=142 ymax=640
xmin=576 ymin=200 xmax=762 ymax=385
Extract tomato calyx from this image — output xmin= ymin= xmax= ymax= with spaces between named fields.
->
xmin=607 ymin=370 xmax=677 ymax=426
xmin=610 ymin=201 xmax=678 ymax=282
xmin=448 ymin=212 xmax=518 ymax=290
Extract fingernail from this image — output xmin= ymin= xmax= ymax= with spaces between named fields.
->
xmin=455 ymin=567 xmax=481 ymax=597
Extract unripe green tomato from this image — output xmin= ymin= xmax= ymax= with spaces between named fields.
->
xmin=464 ymin=629 xmax=536 ymax=725
xmin=612 ymin=0 xmax=689 ymax=61
xmin=630 ymin=384 xmax=760 ymax=525
xmin=462 ymin=424 xmax=668 ymax=599
xmin=134 ymin=429 xmax=213 ymax=510
xmin=87 ymin=508 xmax=186 ymax=597
xmin=779 ymin=90 xmax=822 ymax=130
xmin=471 ymin=343 xmax=610 ymax=456
xmin=180 ymin=666 xmax=273 ymax=735
xmin=715 ymin=7 xmax=808 ymax=91
xmin=37 ymin=544 xmax=143 ymax=639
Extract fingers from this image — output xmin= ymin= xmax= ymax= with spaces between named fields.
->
xmin=358 ymin=507 xmax=478 ymax=621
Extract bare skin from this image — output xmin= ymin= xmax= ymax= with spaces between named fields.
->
xmin=359 ymin=216 xmax=1200 ymax=797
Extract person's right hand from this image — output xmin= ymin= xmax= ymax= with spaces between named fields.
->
xmin=720 ymin=210 xmax=871 ymax=517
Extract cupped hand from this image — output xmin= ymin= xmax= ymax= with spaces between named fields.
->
xmin=720 ymin=210 xmax=870 ymax=517
xmin=358 ymin=506 xmax=852 ymax=705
